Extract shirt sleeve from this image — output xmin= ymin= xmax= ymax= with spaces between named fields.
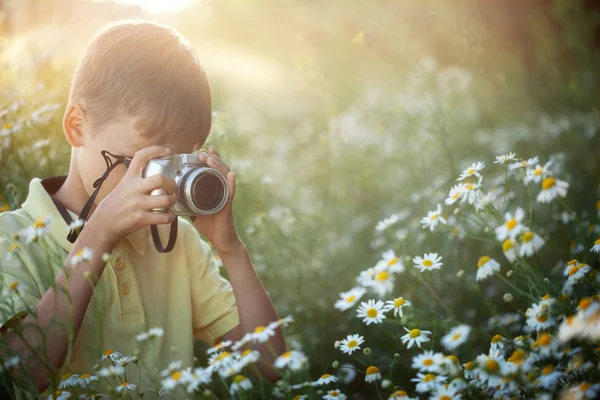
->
xmin=0 ymin=213 xmax=42 ymax=329
xmin=182 ymin=219 xmax=240 ymax=346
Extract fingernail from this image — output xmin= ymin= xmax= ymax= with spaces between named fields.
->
xmin=164 ymin=147 xmax=171 ymax=153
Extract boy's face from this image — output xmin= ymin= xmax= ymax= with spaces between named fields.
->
xmin=71 ymin=110 xmax=199 ymax=208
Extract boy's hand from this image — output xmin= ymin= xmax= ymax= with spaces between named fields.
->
xmin=90 ymin=145 xmax=178 ymax=247
xmin=192 ymin=146 xmax=241 ymax=254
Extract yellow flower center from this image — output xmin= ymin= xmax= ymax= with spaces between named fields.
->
xmin=409 ymin=329 xmax=421 ymax=338
xmin=242 ymin=349 xmax=252 ymax=357
xmin=282 ymin=351 xmax=292 ymax=359
xmin=119 ymin=382 xmax=129 ymax=387
xmin=508 ymin=350 xmax=525 ymax=364
xmin=423 ymin=359 xmax=433 ymax=366
xmin=366 ymin=366 xmax=379 ymax=375
xmin=171 ymin=371 xmax=182 ymax=381
xmin=581 ymin=382 xmax=591 ymax=391
xmin=568 ymin=259 xmax=578 ymax=266
xmin=466 ymin=184 xmax=474 ymax=191
xmin=423 ymin=374 xmax=436 ymax=382
xmin=542 ymin=365 xmax=554 ymax=375
xmin=533 ymin=167 xmax=542 ymax=176
xmin=80 ymin=374 xmax=90 ymax=379
xmin=491 ymin=334 xmax=502 ymax=344
xmin=367 ymin=308 xmax=378 ymax=318
xmin=477 ymin=256 xmax=491 ymax=269
xmin=103 ymin=350 xmax=114 ymax=356
xmin=537 ymin=313 xmax=548 ymax=323
xmin=254 ymin=326 xmax=266 ymax=333
xmin=569 ymin=265 xmax=581 ymax=276
xmin=446 ymin=355 xmax=459 ymax=364
xmin=8 ymin=244 xmax=19 ymax=252
xmin=347 ymin=340 xmax=358 ymax=348
xmin=467 ymin=168 xmax=475 ymax=175
xmin=376 ymin=271 xmax=389 ymax=281
xmin=522 ymin=231 xmax=534 ymax=243
xmin=75 ymin=248 xmax=85 ymax=257
xmin=452 ymin=333 xmax=462 ymax=341
xmin=330 ymin=391 xmax=340 ymax=397
xmin=431 ymin=214 xmax=439 ymax=221
xmin=394 ymin=391 xmax=408 ymax=397
xmin=422 ymin=260 xmax=433 ymax=267
xmin=485 ymin=360 xmax=499 ymax=373
xmin=217 ymin=351 xmax=231 ymax=360
xmin=233 ymin=375 xmax=246 ymax=383
xmin=387 ymin=257 xmax=398 ymax=266
xmin=9 ymin=281 xmax=19 ymax=290
xmin=321 ymin=373 xmax=331 ymax=379
xmin=579 ymin=297 xmax=592 ymax=310
xmin=393 ymin=298 xmax=405 ymax=308
xmin=440 ymin=397 xmax=451 ymax=400
xmin=542 ymin=177 xmax=556 ymax=190
xmin=539 ymin=334 xmax=551 ymax=346
xmin=346 ymin=295 xmax=356 ymax=304
xmin=595 ymin=238 xmax=600 ymax=245
xmin=502 ymin=239 xmax=514 ymax=252
xmin=465 ymin=361 xmax=474 ymax=370
xmin=506 ymin=218 xmax=517 ymax=230
xmin=33 ymin=217 xmax=47 ymax=229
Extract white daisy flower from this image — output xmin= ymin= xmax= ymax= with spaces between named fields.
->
xmin=495 ymin=207 xmax=527 ymax=241
xmin=364 ymin=366 xmax=381 ymax=383
xmin=457 ymin=161 xmax=485 ymax=181
xmin=58 ymin=373 xmax=78 ymax=389
xmin=489 ymin=334 xmax=506 ymax=353
xmin=96 ymin=365 xmax=125 ymax=377
xmin=208 ymin=351 xmax=236 ymax=372
xmin=235 ymin=349 xmax=261 ymax=370
xmin=430 ymin=385 xmax=461 ymax=400
xmin=523 ymin=160 xmax=553 ymax=185
xmin=338 ymin=334 xmax=364 ymax=355
xmin=383 ymin=297 xmax=412 ymax=317
xmin=114 ymin=382 xmax=136 ymax=393
xmin=312 ymin=373 xmax=338 ymax=386
xmin=5 ymin=243 xmax=20 ymax=262
xmin=334 ymin=287 xmax=366 ymax=311
xmin=229 ymin=375 xmax=253 ymax=395
xmin=525 ymin=303 xmax=555 ymax=331
xmin=476 ymin=256 xmax=501 ymax=281
xmin=378 ymin=250 xmax=405 ymax=273
xmin=356 ymin=299 xmax=386 ymax=325
xmin=136 ymin=327 xmax=164 ymax=341
xmin=509 ymin=156 xmax=539 ymax=170
xmin=494 ymin=153 xmax=517 ymax=164
xmin=161 ymin=370 xmax=185 ymax=390
xmin=72 ymin=373 xmax=98 ymax=388
xmin=115 ymin=356 xmax=137 ymax=367
xmin=375 ymin=213 xmax=401 ymax=232
xmin=566 ymin=382 xmax=600 ymax=399
xmin=411 ymin=372 xmax=447 ymax=393
xmin=536 ymin=176 xmax=569 ymax=203
xmin=323 ymin=389 xmax=347 ymax=400
xmin=534 ymin=365 xmax=562 ymax=389
xmin=67 ymin=218 xmax=85 ymax=232
xmin=248 ymin=325 xmax=276 ymax=343
xmin=413 ymin=253 xmax=443 ymax=273
xmin=591 ymin=238 xmax=600 ymax=253
xmin=445 ymin=183 xmax=466 ymax=206
xmin=519 ymin=230 xmax=545 ymax=257
xmin=441 ymin=325 xmax=471 ymax=351
xmin=207 ymin=340 xmax=233 ymax=355
xmin=47 ymin=390 xmax=71 ymax=400
xmin=502 ymin=239 xmax=519 ymax=263
xmin=388 ymin=390 xmax=415 ymax=400
xmin=19 ymin=216 xmax=54 ymax=244
xmin=99 ymin=350 xmax=123 ymax=363
xmin=401 ymin=327 xmax=431 ymax=349
xmin=564 ymin=260 xmax=590 ymax=283
xmin=411 ymin=350 xmax=444 ymax=374
xmin=420 ymin=204 xmax=447 ymax=232
xmin=70 ymin=246 xmax=94 ymax=267
xmin=273 ymin=350 xmax=308 ymax=371
xmin=460 ymin=178 xmax=484 ymax=205
xmin=267 ymin=315 xmax=295 ymax=330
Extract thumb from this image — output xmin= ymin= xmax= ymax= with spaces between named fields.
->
xmin=226 ymin=170 xmax=236 ymax=207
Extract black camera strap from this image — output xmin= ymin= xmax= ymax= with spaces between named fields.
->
xmin=54 ymin=150 xmax=178 ymax=253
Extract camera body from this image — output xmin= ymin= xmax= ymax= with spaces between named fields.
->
xmin=141 ymin=153 xmax=228 ymax=216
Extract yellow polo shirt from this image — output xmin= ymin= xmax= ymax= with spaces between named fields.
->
xmin=0 ymin=176 xmax=239 ymax=398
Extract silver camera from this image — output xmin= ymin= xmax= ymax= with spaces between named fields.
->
xmin=141 ymin=153 xmax=228 ymax=216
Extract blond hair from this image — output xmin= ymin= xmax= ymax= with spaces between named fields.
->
xmin=69 ymin=19 xmax=212 ymax=150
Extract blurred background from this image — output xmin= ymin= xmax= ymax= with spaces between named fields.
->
xmin=1 ymin=0 xmax=600 ymax=397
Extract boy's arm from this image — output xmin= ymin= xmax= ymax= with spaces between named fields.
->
xmin=215 ymin=240 xmax=286 ymax=382
xmin=0 ymin=217 xmax=115 ymax=393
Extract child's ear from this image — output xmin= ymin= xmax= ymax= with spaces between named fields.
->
xmin=63 ymin=102 xmax=87 ymax=147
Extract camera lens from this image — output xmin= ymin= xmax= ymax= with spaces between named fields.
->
xmin=191 ymin=173 xmax=225 ymax=211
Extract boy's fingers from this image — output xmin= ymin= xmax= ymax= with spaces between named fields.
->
xmin=208 ymin=146 xmax=221 ymax=157
xmin=227 ymin=170 xmax=236 ymax=205
xmin=206 ymin=155 xmax=230 ymax=176
xmin=128 ymin=146 xmax=171 ymax=176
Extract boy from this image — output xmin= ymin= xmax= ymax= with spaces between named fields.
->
xmin=0 ymin=19 xmax=285 ymax=397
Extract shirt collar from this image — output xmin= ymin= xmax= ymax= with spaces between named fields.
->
xmin=21 ymin=176 xmax=149 ymax=255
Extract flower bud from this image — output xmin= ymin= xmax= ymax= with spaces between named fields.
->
xmin=363 ymin=347 xmax=372 ymax=355
xmin=381 ymin=379 xmax=392 ymax=389
xmin=503 ymin=293 xmax=513 ymax=302
xmin=202 ymin=389 xmax=212 ymax=397
xmin=484 ymin=227 xmax=491 ymax=233
xmin=453 ymin=208 xmax=460 ymax=216
xmin=334 ymin=341 xmax=341 ymax=349
xmin=506 ymin=270 xmax=513 ymax=277
xmin=394 ymin=353 xmax=400 ymax=359
xmin=456 ymin=269 xmax=464 ymax=278
xmin=332 ymin=361 xmax=339 ymax=369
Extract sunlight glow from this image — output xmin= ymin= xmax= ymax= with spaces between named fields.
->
xmin=111 ymin=0 xmax=195 ymax=14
